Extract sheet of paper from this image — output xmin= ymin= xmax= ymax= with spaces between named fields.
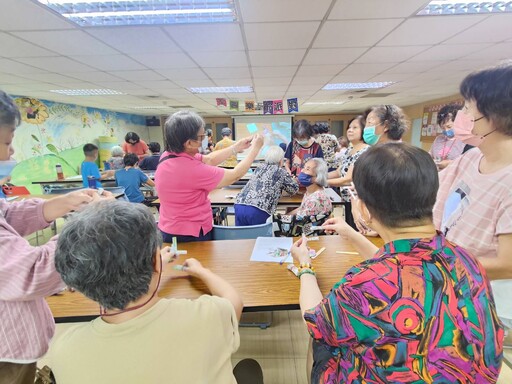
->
xmin=250 ymin=237 xmax=293 ymax=263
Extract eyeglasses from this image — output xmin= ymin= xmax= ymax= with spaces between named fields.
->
xmin=196 ymin=133 xmax=206 ymax=140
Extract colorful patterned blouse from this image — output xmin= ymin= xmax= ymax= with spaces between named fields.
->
xmin=337 ymin=144 xmax=369 ymax=202
xmin=305 ymin=235 xmax=503 ymax=383
xmin=285 ymin=140 xmax=324 ymax=177
xmin=297 ymin=189 xmax=332 ymax=218
xmin=316 ymin=133 xmax=340 ymax=170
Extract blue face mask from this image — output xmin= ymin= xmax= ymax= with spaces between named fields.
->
xmin=298 ymin=172 xmax=313 ymax=187
xmin=443 ymin=128 xmax=455 ymax=138
xmin=0 ymin=160 xmax=17 ymax=179
xmin=363 ymin=126 xmax=381 ymax=146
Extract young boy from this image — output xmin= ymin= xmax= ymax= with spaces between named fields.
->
xmin=139 ymin=142 xmax=161 ymax=171
xmin=81 ymin=143 xmax=114 ymax=188
xmin=115 ymin=153 xmax=155 ymax=203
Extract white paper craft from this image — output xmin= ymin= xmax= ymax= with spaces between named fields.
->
xmin=250 ymin=237 xmax=293 ymax=263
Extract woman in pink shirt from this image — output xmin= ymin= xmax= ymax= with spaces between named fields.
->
xmin=0 ymin=90 xmax=107 ymax=383
xmin=155 ymin=111 xmax=263 ymax=243
xmin=122 ymin=132 xmax=150 ymax=161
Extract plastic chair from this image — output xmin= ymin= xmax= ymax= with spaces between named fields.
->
xmin=212 ymin=222 xmax=273 ymax=240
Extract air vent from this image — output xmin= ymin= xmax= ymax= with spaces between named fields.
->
xmin=360 ymin=93 xmax=395 ymax=98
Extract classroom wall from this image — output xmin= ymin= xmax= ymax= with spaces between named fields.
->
xmin=10 ymin=95 xmax=149 ymax=192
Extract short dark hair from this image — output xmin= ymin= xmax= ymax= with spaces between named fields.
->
xmin=148 ymin=142 xmax=160 ymax=153
xmin=292 ymin=119 xmax=313 ymax=139
xmin=125 ymin=132 xmax=140 ymax=143
xmin=312 ymin=122 xmax=330 ymax=135
xmin=460 ymin=61 xmax=512 ymax=136
xmin=347 ymin=115 xmax=366 ymax=142
xmin=353 ymin=143 xmax=438 ymax=228
xmin=83 ymin=143 xmax=98 ymax=156
xmin=365 ymin=105 xmax=409 ymax=141
xmin=164 ymin=111 xmax=204 ymax=153
xmin=123 ymin=153 xmax=139 ymax=166
xmin=437 ymin=104 xmax=461 ymax=126
xmin=55 ymin=201 xmax=162 ymax=310
xmin=0 ymin=91 xmax=21 ymax=127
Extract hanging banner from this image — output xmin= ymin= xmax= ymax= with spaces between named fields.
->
xmin=287 ymin=98 xmax=298 ymax=113
xmin=229 ymin=100 xmax=239 ymax=111
xmin=216 ymin=98 xmax=227 ymax=107
xmin=245 ymin=100 xmax=255 ymax=113
xmin=263 ymin=100 xmax=274 ymax=115
xmin=273 ymin=100 xmax=284 ymax=114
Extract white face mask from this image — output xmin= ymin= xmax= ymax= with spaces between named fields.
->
xmin=201 ymin=137 xmax=209 ymax=150
xmin=0 ymin=160 xmax=17 ymax=179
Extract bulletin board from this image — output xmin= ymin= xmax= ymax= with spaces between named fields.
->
xmin=420 ymin=99 xmax=463 ymax=142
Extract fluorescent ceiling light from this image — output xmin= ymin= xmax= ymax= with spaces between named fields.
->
xmin=131 ymin=106 xmax=171 ymax=109
xmin=188 ymin=86 xmax=253 ymax=93
xmin=37 ymin=1 xmax=237 ymax=27
xmin=417 ymin=1 xmax=512 ymax=15
xmin=50 ymin=89 xmax=125 ymax=96
xmin=322 ymin=82 xmax=394 ymax=91
xmin=303 ymin=101 xmax=344 ymax=105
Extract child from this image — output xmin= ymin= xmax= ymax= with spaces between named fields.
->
xmin=115 ymin=153 xmax=155 ymax=203
xmin=139 ymin=142 xmax=161 ymax=171
xmin=81 ymin=143 xmax=113 ymax=188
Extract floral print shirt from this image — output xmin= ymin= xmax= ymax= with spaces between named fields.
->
xmin=235 ymin=163 xmax=299 ymax=215
xmin=304 ymin=234 xmax=503 ymax=384
xmin=316 ymin=134 xmax=340 ymax=170
xmin=337 ymin=145 xmax=369 ymax=202
xmin=296 ymin=189 xmax=332 ymax=218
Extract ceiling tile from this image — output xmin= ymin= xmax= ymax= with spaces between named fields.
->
xmin=329 ymin=0 xmax=430 ymax=19
xmin=303 ymin=48 xmax=368 ymax=65
xmin=254 ymin=77 xmax=292 ymax=87
xmin=0 ymin=33 xmax=56 ymax=58
xmin=88 ymin=27 xmax=181 ymax=54
xmin=291 ymin=75 xmax=332 ymax=86
xmin=0 ymin=58 xmax=49 ymax=74
xmin=383 ymin=61 xmax=444 ymax=74
xmin=314 ymin=19 xmax=403 ymax=48
xmin=155 ymin=68 xmax=208 ymax=81
xmin=188 ymin=51 xmax=247 ymax=67
xmin=71 ymin=55 xmax=146 ymax=71
xmin=462 ymin=42 xmax=512 ymax=61
xmin=445 ymin=14 xmax=512 ymax=44
xmin=340 ymin=62 xmax=398 ymax=75
xmin=239 ymin=0 xmax=332 ymax=22
xmin=19 ymin=73 xmax=86 ymax=84
xmin=213 ymin=78 xmax=254 ymax=87
xmin=12 ymin=30 xmax=118 ymax=56
xmin=65 ymin=71 xmax=124 ymax=83
xmin=131 ymin=80 xmax=181 ymax=90
xmin=15 ymin=56 xmax=95 ymax=73
xmin=408 ymin=43 xmax=492 ymax=62
xmin=296 ymin=65 xmax=346 ymax=77
xmin=245 ymin=22 xmax=320 ymax=50
xmin=203 ymin=67 xmax=251 ymax=79
xmin=166 ymin=24 xmax=245 ymax=51
xmin=0 ymin=0 xmax=73 ymax=31
xmin=378 ymin=15 xmax=486 ymax=46
xmin=108 ymin=70 xmax=166 ymax=81
xmin=128 ymin=53 xmax=197 ymax=69
xmin=251 ymin=66 xmax=298 ymax=77
xmin=356 ymin=46 xmax=429 ymax=63
xmin=249 ymin=50 xmax=306 ymax=66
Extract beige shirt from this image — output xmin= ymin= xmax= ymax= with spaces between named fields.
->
xmin=50 ymin=296 xmax=240 ymax=384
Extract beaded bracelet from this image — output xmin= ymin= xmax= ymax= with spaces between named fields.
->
xmin=299 ymin=262 xmax=313 ymax=270
xmin=298 ymin=268 xmax=316 ymax=278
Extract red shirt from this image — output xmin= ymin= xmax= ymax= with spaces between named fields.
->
xmin=122 ymin=140 xmax=149 ymax=160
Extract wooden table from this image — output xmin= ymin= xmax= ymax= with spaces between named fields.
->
xmin=46 ymin=235 xmax=383 ymax=322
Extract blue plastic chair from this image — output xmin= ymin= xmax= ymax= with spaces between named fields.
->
xmin=212 ymin=222 xmax=273 ymax=240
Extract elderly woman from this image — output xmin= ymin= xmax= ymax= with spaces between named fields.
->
xmin=328 ymin=116 xmax=369 ymax=230
xmin=291 ymin=143 xmax=503 ymax=383
xmin=107 ymin=145 xmax=125 ymax=170
xmin=363 ymin=104 xmax=409 ymax=145
xmin=312 ymin=122 xmax=340 ymax=171
xmin=155 ymin=111 xmax=263 ymax=242
xmin=434 ymin=62 xmax=512 ymax=336
xmin=51 ymin=200 xmax=263 ymax=384
xmin=234 ymin=145 xmax=299 ymax=226
xmin=122 ymin=132 xmax=150 ymax=160
xmin=284 ymin=119 xmax=323 ymax=180
xmin=292 ymin=158 xmax=332 ymax=218
xmin=429 ymin=103 xmax=466 ymax=170
xmin=0 ymin=90 xmax=106 ymax=383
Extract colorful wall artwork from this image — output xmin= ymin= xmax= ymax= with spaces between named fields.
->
xmin=10 ymin=96 xmax=149 ymax=193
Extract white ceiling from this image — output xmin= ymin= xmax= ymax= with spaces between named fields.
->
xmin=0 ymin=0 xmax=511 ymax=116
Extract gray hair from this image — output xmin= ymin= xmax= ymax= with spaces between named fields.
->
xmin=111 ymin=145 xmax=124 ymax=157
xmin=264 ymin=145 xmax=284 ymax=164
xmin=308 ymin=158 xmax=328 ymax=187
xmin=164 ymin=110 xmax=204 ymax=153
xmin=55 ymin=201 xmax=162 ymax=310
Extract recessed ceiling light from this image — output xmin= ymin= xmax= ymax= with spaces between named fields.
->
xmin=322 ymin=82 xmax=395 ymax=91
xmin=303 ymin=101 xmax=345 ymax=105
xmin=417 ymin=1 xmax=512 ymax=15
xmin=37 ymin=0 xmax=237 ymax=27
xmin=50 ymin=89 xmax=125 ymax=96
xmin=188 ymin=86 xmax=253 ymax=93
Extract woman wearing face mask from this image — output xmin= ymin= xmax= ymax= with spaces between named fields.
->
xmin=155 ymin=111 xmax=264 ymax=243
xmin=363 ymin=104 xmax=409 ymax=145
xmin=433 ymin=62 xmax=512 ymax=339
xmin=284 ymin=120 xmax=324 ymax=182
xmin=290 ymin=158 xmax=332 ymax=218
xmin=429 ymin=104 xmax=466 ymax=170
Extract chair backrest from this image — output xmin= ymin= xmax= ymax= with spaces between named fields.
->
xmin=46 ymin=186 xmax=85 ymax=194
xmin=46 ymin=186 xmax=129 ymax=201
xmin=212 ymin=222 xmax=273 ymax=240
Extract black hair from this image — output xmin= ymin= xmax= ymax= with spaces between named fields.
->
xmin=123 ymin=153 xmax=139 ymax=167
xmin=460 ymin=61 xmax=512 ymax=136
xmin=0 ymin=91 xmax=21 ymax=127
xmin=353 ymin=143 xmax=438 ymax=228
xmin=292 ymin=119 xmax=313 ymax=139
xmin=83 ymin=143 xmax=98 ymax=156
xmin=148 ymin=142 xmax=160 ymax=153
xmin=164 ymin=111 xmax=204 ymax=153
xmin=312 ymin=122 xmax=330 ymax=135
xmin=125 ymin=132 xmax=140 ymax=143
xmin=365 ymin=105 xmax=409 ymax=141
xmin=347 ymin=115 xmax=366 ymax=142
xmin=437 ymin=104 xmax=461 ymax=126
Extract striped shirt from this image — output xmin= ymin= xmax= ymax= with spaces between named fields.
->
xmin=429 ymin=135 xmax=465 ymax=161
xmin=0 ymin=198 xmax=65 ymax=363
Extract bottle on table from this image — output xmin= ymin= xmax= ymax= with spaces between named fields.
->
xmin=87 ymin=176 xmax=97 ymax=189
xmin=56 ymin=163 xmax=65 ymax=180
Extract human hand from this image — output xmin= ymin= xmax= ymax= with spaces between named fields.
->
xmin=160 ymin=246 xmax=177 ymax=264
xmin=63 ymin=189 xmax=96 ymax=211
xmin=251 ymin=134 xmax=264 ymax=150
xmin=322 ymin=217 xmax=353 ymax=237
xmin=437 ymin=160 xmax=451 ymax=170
xmin=235 ymin=136 xmax=253 ymax=152
xmin=182 ymin=258 xmax=208 ymax=277
xmin=0 ymin=175 xmax=11 ymax=185
xmin=291 ymin=235 xmax=311 ymax=265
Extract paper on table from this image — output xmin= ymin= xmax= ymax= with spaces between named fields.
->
xmin=250 ymin=237 xmax=293 ymax=263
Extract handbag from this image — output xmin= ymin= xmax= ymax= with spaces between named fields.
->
xmin=2 ymin=185 xmax=31 ymax=195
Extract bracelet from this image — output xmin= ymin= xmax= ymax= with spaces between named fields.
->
xmin=298 ymin=268 xmax=316 ymax=278
xmin=299 ymin=262 xmax=313 ymax=270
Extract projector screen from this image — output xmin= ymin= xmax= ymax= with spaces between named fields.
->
xmin=233 ymin=115 xmax=293 ymax=159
